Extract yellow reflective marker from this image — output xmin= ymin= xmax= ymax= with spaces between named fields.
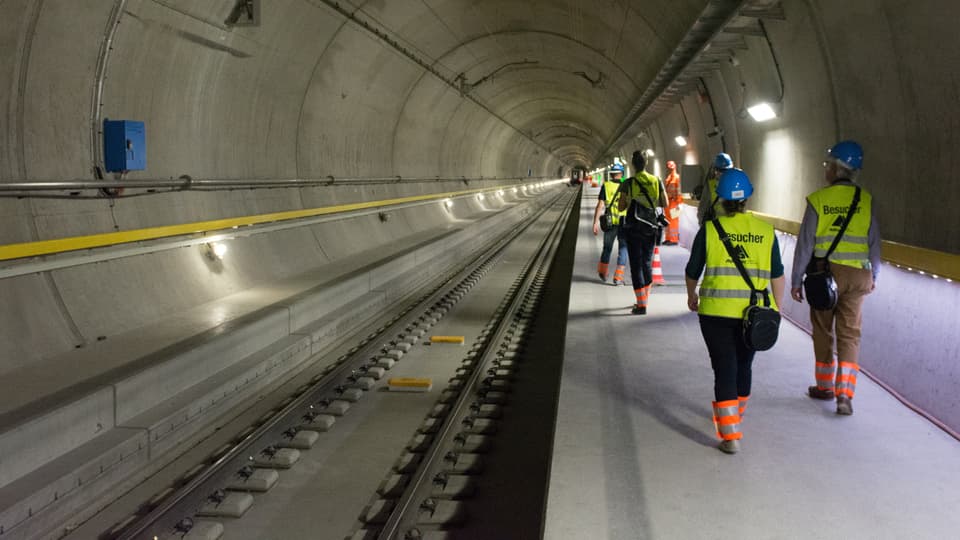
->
xmin=430 ymin=336 xmax=465 ymax=344
xmin=388 ymin=377 xmax=433 ymax=392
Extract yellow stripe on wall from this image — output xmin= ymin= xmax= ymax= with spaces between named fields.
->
xmin=678 ymin=199 xmax=957 ymax=280
xmin=0 ymin=184 xmax=525 ymax=262
xmin=750 ymin=210 xmax=959 ymax=281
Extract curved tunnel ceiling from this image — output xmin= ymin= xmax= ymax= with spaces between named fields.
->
xmin=319 ymin=0 xmax=712 ymax=169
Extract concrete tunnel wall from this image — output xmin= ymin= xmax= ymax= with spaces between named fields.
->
xmin=642 ymin=0 xmax=960 ymax=432
xmin=0 ymin=1 xmax=958 ymax=427
xmin=0 ymin=0 xmax=714 ymax=371
xmin=636 ymin=0 xmax=960 ymax=254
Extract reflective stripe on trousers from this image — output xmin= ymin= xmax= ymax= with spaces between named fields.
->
xmin=712 ymin=400 xmax=742 ymax=441
xmin=634 ymin=285 xmax=651 ymax=308
xmin=815 ymin=360 xmax=835 ymax=391
xmin=836 ymin=361 xmax=859 ymax=398
xmin=738 ymin=396 xmax=749 ymax=417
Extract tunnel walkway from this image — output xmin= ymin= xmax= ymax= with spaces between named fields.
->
xmin=543 ymin=187 xmax=960 ymax=540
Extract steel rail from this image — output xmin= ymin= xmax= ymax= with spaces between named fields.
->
xmin=112 ymin=187 xmax=571 ymax=540
xmin=376 ymin=188 xmax=577 ymax=539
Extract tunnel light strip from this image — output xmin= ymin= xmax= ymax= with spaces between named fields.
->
xmin=0 ymin=180 xmax=567 ymax=277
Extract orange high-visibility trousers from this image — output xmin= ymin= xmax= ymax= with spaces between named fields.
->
xmin=666 ymin=203 xmax=681 ymax=243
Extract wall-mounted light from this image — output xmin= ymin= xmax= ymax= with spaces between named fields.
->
xmin=747 ymin=102 xmax=778 ymax=122
xmin=511 ymin=187 xmax=518 ymax=193
xmin=477 ymin=193 xmax=485 ymax=201
xmin=443 ymin=198 xmax=454 ymax=208
xmin=497 ymin=190 xmax=504 ymax=196
xmin=203 ymin=242 xmax=229 ymax=261
xmin=674 ymin=136 xmax=688 ymax=147
xmin=644 ymin=148 xmax=655 ymax=157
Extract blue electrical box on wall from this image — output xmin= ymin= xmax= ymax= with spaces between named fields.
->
xmin=103 ymin=119 xmax=146 ymax=172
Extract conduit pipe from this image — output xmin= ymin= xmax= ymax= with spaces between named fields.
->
xmin=0 ymin=175 xmax=549 ymax=193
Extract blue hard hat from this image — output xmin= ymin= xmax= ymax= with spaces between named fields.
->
xmin=827 ymin=140 xmax=863 ymax=170
xmin=714 ymin=152 xmax=733 ymax=170
xmin=717 ymin=168 xmax=753 ymax=200
xmin=610 ymin=163 xmax=625 ymax=174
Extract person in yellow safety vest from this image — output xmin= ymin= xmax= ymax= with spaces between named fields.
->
xmin=617 ymin=151 xmax=668 ymax=315
xmin=592 ymin=163 xmax=629 ymax=284
xmin=685 ymin=169 xmax=785 ymax=454
xmin=663 ymin=161 xmax=683 ymax=245
xmin=791 ymin=140 xmax=880 ymax=416
xmin=697 ymin=153 xmax=734 ymax=225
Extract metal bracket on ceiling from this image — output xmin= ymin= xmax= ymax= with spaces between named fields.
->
xmin=594 ymin=0 xmax=787 ymax=160
xmin=225 ymin=0 xmax=260 ymax=27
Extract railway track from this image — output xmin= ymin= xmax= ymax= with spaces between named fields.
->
xmin=103 ymin=186 xmax=580 ymax=540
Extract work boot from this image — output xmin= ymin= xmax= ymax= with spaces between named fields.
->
xmin=612 ymin=279 xmax=624 ymax=286
xmin=808 ymin=386 xmax=835 ymax=400
xmin=718 ymin=440 xmax=740 ymax=454
xmin=631 ymin=305 xmax=647 ymax=315
xmin=836 ymin=396 xmax=853 ymax=416
xmin=598 ymin=273 xmax=607 ymax=282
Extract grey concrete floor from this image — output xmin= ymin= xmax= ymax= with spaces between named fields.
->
xmin=544 ymin=189 xmax=960 ymax=540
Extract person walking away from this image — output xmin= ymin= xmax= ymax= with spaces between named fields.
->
xmin=664 ymin=161 xmax=683 ymax=245
xmin=685 ymin=169 xmax=785 ymax=454
xmin=592 ymin=163 xmax=629 ymax=284
xmin=617 ymin=151 xmax=667 ymax=314
xmin=791 ymin=140 xmax=880 ymax=416
xmin=697 ymin=153 xmax=734 ymax=225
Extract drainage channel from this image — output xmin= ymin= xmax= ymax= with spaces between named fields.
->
xmin=108 ymin=188 xmax=577 ymax=540
xmin=354 ymin=189 xmax=578 ymax=540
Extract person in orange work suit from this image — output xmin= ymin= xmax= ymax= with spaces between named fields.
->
xmin=663 ymin=161 xmax=682 ymax=245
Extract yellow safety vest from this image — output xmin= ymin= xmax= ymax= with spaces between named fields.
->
xmin=625 ymin=171 xmax=661 ymax=207
xmin=602 ymin=181 xmax=627 ymax=224
xmin=808 ymin=183 xmax=873 ymax=270
xmin=699 ymin=213 xmax=778 ymax=318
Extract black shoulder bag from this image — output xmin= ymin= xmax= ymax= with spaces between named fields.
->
xmin=624 ymin=178 xmax=659 ymax=233
xmin=711 ymin=219 xmax=781 ymax=351
xmin=803 ymin=187 xmax=861 ymax=311
xmin=599 ymin=186 xmax=617 ymax=232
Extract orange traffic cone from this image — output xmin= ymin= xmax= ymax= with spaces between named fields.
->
xmin=652 ymin=246 xmax=666 ymax=285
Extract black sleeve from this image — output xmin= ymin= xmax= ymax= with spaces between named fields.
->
xmin=770 ymin=236 xmax=784 ymax=279
xmin=598 ymin=186 xmax=604 ymax=202
xmin=685 ymin=226 xmax=708 ymax=279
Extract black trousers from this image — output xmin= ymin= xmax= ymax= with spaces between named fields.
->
xmin=699 ymin=314 xmax=756 ymax=402
xmin=624 ymin=226 xmax=656 ymax=288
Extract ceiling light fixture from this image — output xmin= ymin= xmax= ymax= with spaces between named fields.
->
xmin=674 ymin=136 xmax=687 ymax=147
xmin=747 ymin=102 xmax=778 ymax=122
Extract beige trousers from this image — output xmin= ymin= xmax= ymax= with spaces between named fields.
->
xmin=810 ymin=262 xmax=873 ymax=365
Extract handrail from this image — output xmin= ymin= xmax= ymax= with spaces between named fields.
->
xmin=0 ymin=181 xmax=562 ymax=263
xmin=678 ymin=197 xmax=958 ymax=281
